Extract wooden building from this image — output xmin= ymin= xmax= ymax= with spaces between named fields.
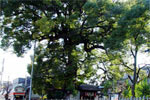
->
xmin=68 ymin=84 xmax=103 ymax=100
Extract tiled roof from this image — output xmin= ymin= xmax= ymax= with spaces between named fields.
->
xmin=78 ymin=84 xmax=102 ymax=91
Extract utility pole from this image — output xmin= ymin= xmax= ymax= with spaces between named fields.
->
xmin=7 ymin=76 xmax=9 ymax=83
xmin=7 ymin=76 xmax=9 ymax=89
xmin=25 ymin=75 xmax=27 ymax=87
xmin=29 ymin=41 xmax=36 ymax=100
xmin=1 ymin=58 xmax=5 ymax=89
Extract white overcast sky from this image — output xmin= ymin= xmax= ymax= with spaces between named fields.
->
xmin=0 ymin=48 xmax=33 ymax=82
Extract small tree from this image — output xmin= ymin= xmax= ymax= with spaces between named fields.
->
xmin=104 ymin=0 xmax=150 ymax=97
xmin=3 ymin=82 xmax=12 ymax=100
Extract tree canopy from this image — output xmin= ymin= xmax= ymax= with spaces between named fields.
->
xmin=1 ymin=0 xmax=150 ymax=98
xmin=0 ymin=0 xmax=125 ymax=98
xmin=107 ymin=0 xmax=150 ymax=97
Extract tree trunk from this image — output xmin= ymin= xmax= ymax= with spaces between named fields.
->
xmin=132 ymin=49 xmax=137 ymax=97
xmin=131 ymin=84 xmax=135 ymax=97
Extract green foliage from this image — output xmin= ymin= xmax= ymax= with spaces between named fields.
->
xmin=35 ymin=16 xmax=55 ymax=33
xmin=108 ymin=66 xmax=123 ymax=80
xmin=1 ymin=0 xmax=123 ymax=96
xmin=102 ymin=80 xmax=112 ymax=96
xmin=135 ymin=79 xmax=150 ymax=97
xmin=122 ymin=81 xmax=132 ymax=98
xmin=122 ymin=79 xmax=150 ymax=98
xmin=103 ymin=0 xmax=150 ymax=97
xmin=1 ymin=0 xmax=150 ymax=98
xmin=123 ymin=89 xmax=132 ymax=98
xmin=27 ymin=43 xmax=97 ymax=98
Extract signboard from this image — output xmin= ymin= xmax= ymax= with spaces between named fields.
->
xmin=110 ymin=94 xmax=119 ymax=100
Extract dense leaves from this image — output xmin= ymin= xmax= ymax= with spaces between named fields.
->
xmin=0 ymin=0 xmax=123 ymax=98
xmin=103 ymin=0 xmax=150 ymax=97
xmin=135 ymin=79 xmax=150 ymax=97
xmin=1 ymin=0 xmax=150 ymax=98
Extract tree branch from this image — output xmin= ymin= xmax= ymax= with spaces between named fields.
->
xmin=136 ymin=66 xmax=145 ymax=81
xmin=84 ymin=43 xmax=105 ymax=52
xmin=121 ymin=61 xmax=134 ymax=71
xmin=131 ymin=47 xmax=135 ymax=58
xmin=80 ymin=16 xmax=88 ymax=34
xmin=128 ymin=75 xmax=133 ymax=84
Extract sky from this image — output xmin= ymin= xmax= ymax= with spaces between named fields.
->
xmin=0 ymin=48 xmax=33 ymax=82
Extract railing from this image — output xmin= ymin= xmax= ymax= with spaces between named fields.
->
xmin=120 ymin=96 xmax=150 ymax=100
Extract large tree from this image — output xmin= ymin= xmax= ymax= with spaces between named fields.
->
xmin=0 ymin=0 xmax=123 ymax=98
